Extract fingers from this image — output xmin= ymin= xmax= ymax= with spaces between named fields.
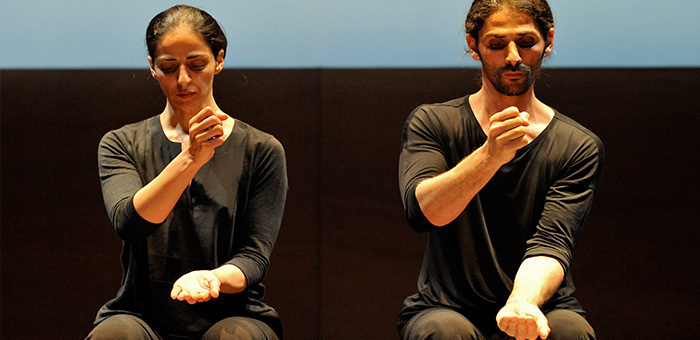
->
xmin=190 ymin=113 xmax=225 ymax=140
xmin=185 ymin=108 xmax=229 ymax=161
xmin=485 ymin=106 xmax=531 ymax=162
xmin=537 ymin=314 xmax=551 ymax=339
xmin=214 ymin=111 xmax=229 ymax=121
xmin=491 ymin=106 xmax=520 ymax=120
xmin=196 ymin=106 xmax=228 ymax=121
xmin=490 ymin=106 xmax=523 ymax=123
xmin=520 ymin=111 xmax=531 ymax=125
xmin=499 ymin=316 xmax=540 ymax=340
xmin=171 ymin=286 xmax=213 ymax=304
xmin=209 ymin=277 xmax=221 ymax=299
xmin=191 ymin=106 xmax=215 ymax=123
xmin=189 ymin=106 xmax=228 ymax=129
xmin=497 ymin=302 xmax=549 ymax=340
xmin=192 ymin=121 xmax=225 ymax=144
xmin=170 ymin=285 xmax=182 ymax=300
xmin=170 ymin=270 xmax=222 ymax=305
xmin=538 ymin=324 xmax=551 ymax=340
xmin=490 ymin=107 xmax=530 ymax=135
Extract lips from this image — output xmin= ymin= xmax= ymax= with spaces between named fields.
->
xmin=503 ymin=72 xmax=525 ymax=78
xmin=176 ymin=91 xmax=196 ymax=98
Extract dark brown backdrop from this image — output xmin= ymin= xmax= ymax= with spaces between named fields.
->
xmin=2 ymin=68 xmax=699 ymax=339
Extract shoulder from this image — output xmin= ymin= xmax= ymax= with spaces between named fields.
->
xmin=551 ymin=112 xmax=604 ymax=151
xmin=548 ymin=112 xmax=605 ymax=167
xmin=404 ymin=96 xmax=469 ymax=134
xmin=418 ymin=96 xmax=467 ymax=110
xmin=231 ymin=120 xmax=286 ymax=165
xmin=409 ymin=96 xmax=467 ymax=121
xmin=99 ymin=116 xmax=159 ymax=153
xmin=100 ymin=116 xmax=158 ymax=145
xmin=234 ymin=120 xmax=283 ymax=149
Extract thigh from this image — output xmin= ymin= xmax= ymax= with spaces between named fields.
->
xmin=400 ymin=308 xmax=486 ymax=340
xmin=202 ymin=317 xmax=279 ymax=340
xmin=545 ymin=309 xmax=596 ymax=340
xmin=85 ymin=314 xmax=162 ymax=340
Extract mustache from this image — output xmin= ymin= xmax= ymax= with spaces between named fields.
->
xmin=502 ymin=63 xmax=532 ymax=72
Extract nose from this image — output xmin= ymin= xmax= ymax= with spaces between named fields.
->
xmin=177 ymin=65 xmax=191 ymax=86
xmin=505 ymin=41 xmax=522 ymax=67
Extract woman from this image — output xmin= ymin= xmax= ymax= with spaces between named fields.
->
xmin=86 ymin=5 xmax=287 ymax=340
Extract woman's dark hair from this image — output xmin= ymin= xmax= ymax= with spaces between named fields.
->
xmin=465 ymin=0 xmax=554 ymax=44
xmin=146 ymin=5 xmax=227 ymax=60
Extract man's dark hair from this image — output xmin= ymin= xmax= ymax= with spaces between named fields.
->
xmin=465 ymin=0 xmax=554 ymax=44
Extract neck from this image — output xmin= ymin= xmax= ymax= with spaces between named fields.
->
xmin=475 ymin=79 xmax=540 ymax=115
xmin=162 ymin=99 xmax=220 ymax=134
xmin=469 ymin=79 xmax=554 ymax=138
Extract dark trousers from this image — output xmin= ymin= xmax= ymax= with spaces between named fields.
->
xmin=399 ymin=308 xmax=595 ymax=340
xmin=85 ymin=314 xmax=279 ymax=340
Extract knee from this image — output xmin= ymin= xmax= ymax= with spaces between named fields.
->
xmin=546 ymin=309 xmax=596 ymax=340
xmin=203 ymin=317 xmax=278 ymax=340
xmin=401 ymin=309 xmax=482 ymax=340
xmin=85 ymin=314 xmax=155 ymax=340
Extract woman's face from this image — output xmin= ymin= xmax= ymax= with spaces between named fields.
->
xmin=148 ymin=24 xmax=224 ymax=114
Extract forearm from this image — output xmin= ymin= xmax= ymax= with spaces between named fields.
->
xmin=495 ymin=256 xmax=562 ymax=339
xmin=133 ymin=151 xmax=201 ymax=223
xmin=507 ymin=256 xmax=564 ymax=307
xmin=415 ymin=145 xmax=502 ymax=226
xmin=211 ymin=264 xmax=248 ymax=294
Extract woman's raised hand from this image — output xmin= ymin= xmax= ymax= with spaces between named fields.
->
xmin=183 ymin=106 xmax=229 ymax=165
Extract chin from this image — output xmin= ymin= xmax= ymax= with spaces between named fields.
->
xmin=171 ymin=97 xmax=201 ymax=107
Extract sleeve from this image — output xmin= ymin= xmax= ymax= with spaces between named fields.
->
xmin=226 ymin=136 xmax=288 ymax=287
xmin=98 ymin=130 xmax=161 ymax=243
xmin=525 ymin=133 xmax=605 ymax=272
xmin=398 ymin=106 xmax=450 ymax=232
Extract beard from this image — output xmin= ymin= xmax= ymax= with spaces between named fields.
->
xmin=482 ymin=59 xmax=542 ymax=96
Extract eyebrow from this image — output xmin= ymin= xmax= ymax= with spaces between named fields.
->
xmin=155 ymin=54 xmax=210 ymax=62
xmin=485 ymin=31 xmax=538 ymax=39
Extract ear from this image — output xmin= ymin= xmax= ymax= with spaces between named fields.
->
xmin=543 ymin=28 xmax=555 ymax=57
xmin=147 ymin=56 xmax=157 ymax=78
xmin=466 ymin=34 xmax=481 ymax=61
xmin=214 ymin=49 xmax=225 ymax=74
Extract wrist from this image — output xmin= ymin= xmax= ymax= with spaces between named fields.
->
xmin=212 ymin=264 xmax=247 ymax=294
xmin=505 ymin=288 xmax=543 ymax=307
xmin=174 ymin=148 xmax=206 ymax=173
xmin=474 ymin=144 xmax=508 ymax=170
xmin=505 ymin=297 xmax=536 ymax=306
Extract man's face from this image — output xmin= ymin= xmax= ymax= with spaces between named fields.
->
xmin=467 ymin=8 xmax=553 ymax=96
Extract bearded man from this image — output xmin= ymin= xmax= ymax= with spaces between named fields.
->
xmin=398 ymin=1 xmax=602 ymax=339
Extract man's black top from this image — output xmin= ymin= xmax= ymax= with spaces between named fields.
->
xmin=398 ymin=96 xmax=604 ymax=331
